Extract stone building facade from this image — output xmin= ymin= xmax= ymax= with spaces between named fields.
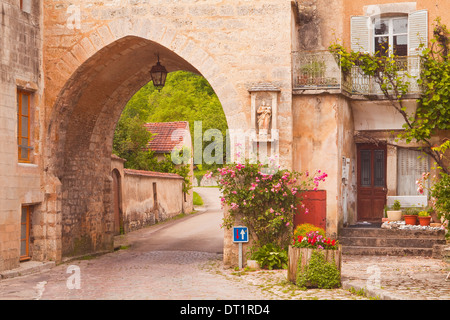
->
xmin=0 ymin=0 xmax=449 ymax=270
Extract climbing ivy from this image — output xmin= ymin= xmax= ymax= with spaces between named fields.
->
xmin=329 ymin=19 xmax=450 ymax=175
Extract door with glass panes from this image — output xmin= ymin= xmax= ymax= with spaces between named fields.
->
xmin=357 ymin=144 xmax=387 ymax=222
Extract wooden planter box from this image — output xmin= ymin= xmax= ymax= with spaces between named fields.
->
xmin=287 ymin=245 xmax=342 ymax=284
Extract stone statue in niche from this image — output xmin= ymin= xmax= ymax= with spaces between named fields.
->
xmin=257 ymin=100 xmax=272 ymax=135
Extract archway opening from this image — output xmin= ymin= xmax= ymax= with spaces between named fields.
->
xmin=46 ymin=36 xmax=229 ymax=258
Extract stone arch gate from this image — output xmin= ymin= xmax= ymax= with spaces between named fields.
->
xmin=40 ymin=1 xmax=294 ymax=262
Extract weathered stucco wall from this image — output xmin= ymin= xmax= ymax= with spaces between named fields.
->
xmin=292 ymin=94 xmax=356 ymax=236
xmin=122 ymin=170 xmax=185 ymax=232
xmin=111 ymin=156 xmax=190 ymax=234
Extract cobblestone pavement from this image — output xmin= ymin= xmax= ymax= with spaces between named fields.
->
xmin=0 ymin=187 xmax=448 ymax=301
xmin=1 ymin=245 xmax=448 ymax=300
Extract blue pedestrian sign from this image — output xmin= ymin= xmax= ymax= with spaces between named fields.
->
xmin=233 ymin=226 xmax=248 ymax=243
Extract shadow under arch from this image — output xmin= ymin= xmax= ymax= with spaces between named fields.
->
xmin=45 ymin=36 xmax=234 ymax=258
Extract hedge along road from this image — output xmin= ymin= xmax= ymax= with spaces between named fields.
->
xmin=0 ymin=187 xmax=270 ymax=300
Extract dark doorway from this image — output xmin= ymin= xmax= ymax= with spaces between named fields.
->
xmin=112 ymin=169 xmax=123 ymax=235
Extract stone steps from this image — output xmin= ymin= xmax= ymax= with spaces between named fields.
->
xmin=338 ymin=227 xmax=446 ymax=257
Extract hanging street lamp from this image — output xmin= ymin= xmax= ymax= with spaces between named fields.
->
xmin=150 ymin=54 xmax=168 ymax=91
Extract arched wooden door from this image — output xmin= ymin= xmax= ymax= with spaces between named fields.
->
xmin=112 ymin=169 xmax=123 ymax=235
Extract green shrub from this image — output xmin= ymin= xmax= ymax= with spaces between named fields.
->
xmin=193 ymin=191 xmax=203 ymax=206
xmin=250 ymin=244 xmax=288 ymax=270
xmin=403 ymin=207 xmax=420 ymax=215
xmin=392 ymin=200 xmax=401 ymax=211
xmin=293 ymin=223 xmax=326 ymax=238
xmin=296 ymin=250 xmax=341 ymax=289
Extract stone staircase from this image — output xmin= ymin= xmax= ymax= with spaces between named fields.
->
xmin=339 ymin=227 xmax=446 ymax=257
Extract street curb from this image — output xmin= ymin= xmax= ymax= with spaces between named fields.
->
xmin=341 ymin=280 xmax=401 ymax=300
xmin=0 ymin=261 xmax=55 ymax=280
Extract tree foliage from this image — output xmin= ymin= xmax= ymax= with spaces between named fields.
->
xmin=112 ymin=70 xmax=227 ymax=192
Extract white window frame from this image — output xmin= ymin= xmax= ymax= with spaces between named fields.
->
xmin=372 ymin=15 xmax=409 ymax=57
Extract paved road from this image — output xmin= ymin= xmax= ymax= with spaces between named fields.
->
xmin=0 ymin=187 xmax=268 ymax=300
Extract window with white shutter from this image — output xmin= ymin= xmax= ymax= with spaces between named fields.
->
xmin=408 ymin=10 xmax=428 ymax=55
xmin=351 ymin=16 xmax=370 ymax=53
xmin=350 ymin=10 xmax=428 ymax=56
xmin=397 ymin=148 xmax=429 ymax=196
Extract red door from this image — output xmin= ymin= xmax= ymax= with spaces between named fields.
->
xmin=357 ymin=144 xmax=387 ymax=222
xmin=294 ymin=190 xmax=327 ymax=231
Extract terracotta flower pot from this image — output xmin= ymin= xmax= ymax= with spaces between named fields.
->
xmin=418 ymin=216 xmax=431 ymax=226
xmin=403 ymin=215 xmax=417 ymax=225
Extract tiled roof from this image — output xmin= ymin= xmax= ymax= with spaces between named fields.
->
xmin=144 ymin=121 xmax=189 ymax=153
xmin=124 ymin=168 xmax=183 ymax=180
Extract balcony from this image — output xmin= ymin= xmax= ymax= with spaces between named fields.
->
xmin=292 ymin=51 xmax=421 ymax=97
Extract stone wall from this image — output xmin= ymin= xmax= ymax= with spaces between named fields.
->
xmin=111 ymin=156 xmax=191 ymax=234
xmin=39 ymin=0 xmax=295 ymax=259
xmin=0 ymin=1 xmax=44 ymax=272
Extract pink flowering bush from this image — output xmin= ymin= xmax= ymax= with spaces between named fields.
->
xmin=211 ymin=160 xmax=327 ymax=247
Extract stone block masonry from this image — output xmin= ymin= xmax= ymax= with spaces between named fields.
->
xmin=39 ymin=0 xmax=294 ymax=261
xmin=0 ymin=1 xmax=44 ymax=271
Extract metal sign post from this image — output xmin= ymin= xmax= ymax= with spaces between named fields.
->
xmin=232 ymin=226 xmax=248 ymax=269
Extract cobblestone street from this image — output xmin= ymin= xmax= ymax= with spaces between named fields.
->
xmin=0 ymin=188 xmax=448 ymax=302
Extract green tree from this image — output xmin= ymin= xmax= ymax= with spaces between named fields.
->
xmin=122 ymin=70 xmax=229 ymax=168
xmin=112 ymin=115 xmax=157 ymax=170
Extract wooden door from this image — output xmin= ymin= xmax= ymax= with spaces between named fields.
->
xmin=357 ymin=144 xmax=387 ymax=222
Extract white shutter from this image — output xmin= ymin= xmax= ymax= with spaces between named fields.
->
xmin=397 ymin=148 xmax=429 ymax=196
xmin=408 ymin=10 xmax=428 ymax=55
xmin=351 ymin=16 xmax=370 ymax=53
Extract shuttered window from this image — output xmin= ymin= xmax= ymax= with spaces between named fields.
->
xmin=350 ymin=10 xmax=428 ymax=56
xmin=408 ymin=10 xmax=428 ymax=55
xmin=397 ymin=148 xmax=429 ymax=196
xmin=351 ymin=16 xmax=370 ymax=53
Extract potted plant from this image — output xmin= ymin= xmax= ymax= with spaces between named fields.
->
xmin=288 ymin=231 xmax=341 ymax=289
xmin=418 ymin=210 xmax=431 ymax=226
xmin=299 ymin=60 xmax=326 ymax=86
xmin=386 ymin=200 xmax=402 ymax=221
xmin=403 ymin=207 xmax=420 ymax=225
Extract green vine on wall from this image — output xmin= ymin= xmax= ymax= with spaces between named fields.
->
xmin=329 ymin=19 xmax=450 ymax=176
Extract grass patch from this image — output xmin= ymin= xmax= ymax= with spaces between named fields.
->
xmin=193 ymin=191 xmax=204 ymax=206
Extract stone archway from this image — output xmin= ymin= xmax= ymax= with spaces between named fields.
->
xmin=43 ymin=30 xmax=244 ymax=260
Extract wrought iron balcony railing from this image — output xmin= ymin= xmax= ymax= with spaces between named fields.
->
xmin=293 ymin=51 xmax=422 ymax=96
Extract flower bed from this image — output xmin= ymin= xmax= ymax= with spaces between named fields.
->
xmin=287 ymin=231 xmax=341 ymax=288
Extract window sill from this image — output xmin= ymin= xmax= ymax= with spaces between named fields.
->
xmin=18 ymin=162 xmax=38 ymax=168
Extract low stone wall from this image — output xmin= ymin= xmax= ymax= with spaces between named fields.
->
xmin=111 ymin=156 xmax=192 ymax=234
xmin=122 ymin=169 xmax=185 ymax=232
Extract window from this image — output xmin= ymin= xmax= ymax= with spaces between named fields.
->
xmin=351 ymin=10 xmax=428 ymax=56
xmin=374 ymin=16 xmax=408 ymax=57
xmin=17 ymin=90 xmax=32 ymax=162
xmin=397 ymin=148 xmax=429 ymax=196
xmin=20 ymin=206 xmax=31 ymax=261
